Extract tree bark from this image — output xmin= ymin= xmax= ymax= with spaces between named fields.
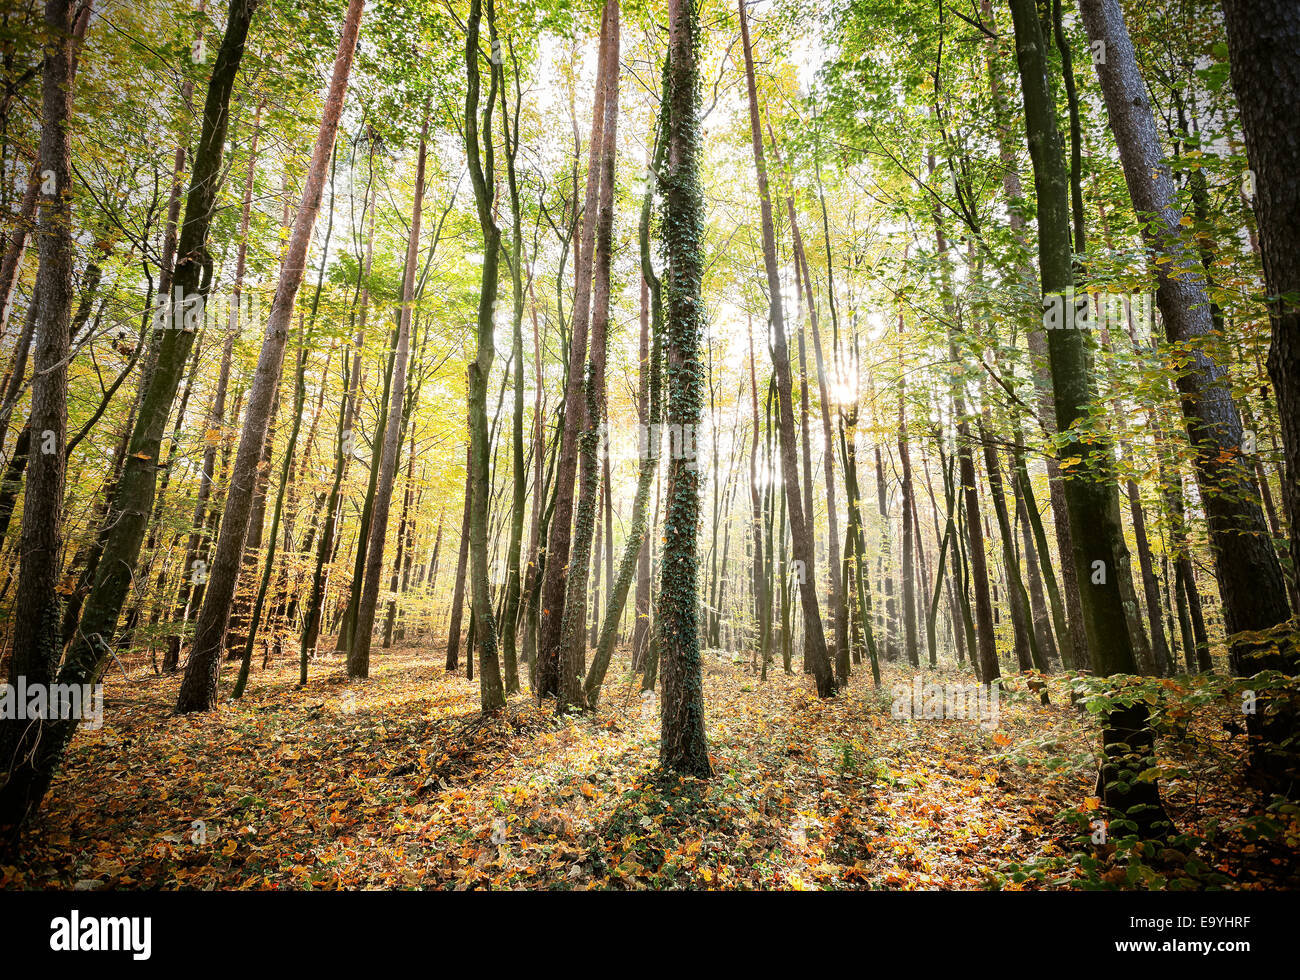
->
xmin=0 ymin=0 xmax=76 ymax=834
xmin=535 ymin=0 xmax=614 ymax=700
xmin=657 ymin=0 xmax=712 ymax=775
xmin=177 ymin=0 xmax=364 ymax=712
xmin=464 ymin=0 xmax=505 ymax=712
xmin=350 ymin=113 xmax=426 ymax=679
xmin=1008 ymin=0 xmax=1169 ymax=834
xmin=1080 ymin=0 xmax=1290 ymax=637
xmin=738 ymin=0 xmax=835 ymax=697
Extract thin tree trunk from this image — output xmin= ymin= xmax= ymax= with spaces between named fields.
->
xmin=350 ymin=112 xmax=425 ymax=678
xmin=738 ymin=0 xmax=834 ymax=697
xmin=535 ymin=0 xmax=614 ymax=701
xmin=446 ymin=446 xmax=472 ymax=671
xmin=177 ymin=0 xmax=364 ymax=712
xmin=464 ymin=0 xmax=505 ymax=711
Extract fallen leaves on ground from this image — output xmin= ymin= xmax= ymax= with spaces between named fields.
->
xmin=2 ymin=645 xmax=1294 ymax=890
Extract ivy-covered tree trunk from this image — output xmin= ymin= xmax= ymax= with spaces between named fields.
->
xmin=657 ymin=0 xmax=712 ymax=777
xmin=558 ymin=0 xmax=619 ymax=714
xmin=177 ymin=0 xmax=364 ymax=713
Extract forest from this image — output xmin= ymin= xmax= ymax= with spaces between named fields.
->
xmin=0 ymin=0 xmax=1297 ymax=898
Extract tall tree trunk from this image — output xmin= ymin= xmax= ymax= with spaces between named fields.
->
xmin=1080 ymin=0 xmax=1290 ymax=637
xmin=350 ymin=114 xmax=426 ymax=679
xmin=300 ymin=144 xmax=376 ymax=666
xmin=172 ymin=105 xmax=261 ymax=659
xmin=558 ymin=3 xmax=619 ymax=713
xmin=738 ymin=0 xmax=835 ymax=697
xmin=464 ymin=0 xmax=505 ymax=712
xmin=1220 ymin=0 xmax=1300 ymax=602
xmin=535 ymin=0 xmax=614 ymax=701
xmin=982 ymin=0 xmax=1088 ymax=669
xmin=657 ymin=0 xmax=712 ymax=775
xmin=785 ymin=188 xmax=847 ymax=682
xmin=177 ymin=0 xmax=365 ymax=712
xmin=0 ymin=0 xmax=76 ymax=834
xmin=1008 ymin=0 xmax=1169 ymax=834
xmin=585 ymin=77 xmax=666 ymax=707
xmin=497 ymin=41 xmax=526 ymax=694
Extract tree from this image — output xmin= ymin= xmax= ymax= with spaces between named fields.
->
xmin=0 ymin=0 xmax=77 ymax=834
xmin=1079 ymin=0 xmax=1290 ymax=638
xmin=558 ymin=0 xmax=619 ymax=714
xmin=57 ymin=0 xmax=261 ymax=696
xmin=657 ymin=0 xmax=711 ymax=777
xmin=350 ymin=113 xmax=427 ymax=680
xmin=1219 ymin=0 xmax=1300 ymax=790
xmin=463 ymin=0 xmax=505 ymax=713
xmin=584 ymin=60 xmax=666 ymax=708
xmin=0 ymin=0 xmax=262 ymax=831
xmin=535 ymin=0 xmax=615 ymax=701
xmin=177 ymin=0 xmax=366 ymax=713
xmin=738 ymin=0 xmax=836 ymax=697
xmin=1007 ymin=0 xmax=1169 ymax=835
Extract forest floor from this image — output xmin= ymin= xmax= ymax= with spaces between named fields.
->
xmin=3 ymin=643 xmax=1297 ymax=890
